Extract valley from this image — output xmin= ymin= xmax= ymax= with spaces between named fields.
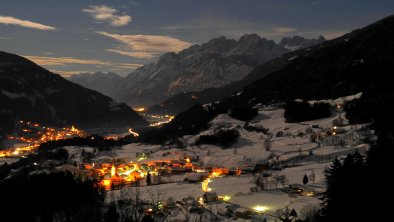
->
xmin=1 ymin=4 xmax=393 ymax=221
xmin=1 ymin=98 xmax=370 ymax=221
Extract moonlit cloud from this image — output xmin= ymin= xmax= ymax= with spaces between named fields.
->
xmin=106 ymin=49 xmax=158 ymax=59
xmin=118 ymin=63 xmax=144 ymax=69
xmin=49 ymin=70 xmax=88 ymax=77
xmin=82 ymin=5 xmax=132 ymax=27
xmin=0 ymin=16 xmax=56 ymax=30
xmin=23 ymin=55 xmax=143 ymax=76
xmin=97 ymin=31 xmax=192 ymax=59
xmin=24 ymin=56 xmax=111 ymax=67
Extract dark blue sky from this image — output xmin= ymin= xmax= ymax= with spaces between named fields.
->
xmin=1 ymin=0 xmax=393 ymax=76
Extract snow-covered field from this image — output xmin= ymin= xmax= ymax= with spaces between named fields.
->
xmin=0 ymin=99 xmax=369 ymax=221
xmin=90 ymin=103 xmax=369 ymax=221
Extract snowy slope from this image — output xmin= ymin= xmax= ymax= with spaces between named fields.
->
xmin=69 ymin=101 xmax=370 ymax=221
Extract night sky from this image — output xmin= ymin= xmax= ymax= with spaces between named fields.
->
xmin=1 ymin=0 xmax=393 ymax=76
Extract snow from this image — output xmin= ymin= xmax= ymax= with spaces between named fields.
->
xmin=306 ymin=92 xmax=362 ymax=106
xmin=279 ymin=163 xmax=329 ymax=186
xmin=95 ymin=103 xmax=366 ymax=173
xmin=288 ymin=55 xmax=298 ymax=60
xmin=229 ymin=190 xmax=320 ymax=214
xmin=62 ymin=96 xmax=372 ymax=221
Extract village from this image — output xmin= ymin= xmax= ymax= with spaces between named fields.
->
xmin=54 ymin=95 xmax=371 ymax=221
xmin=0 ymin=120 xmax=85 ymax=158
xmin=0 ymin=94 xmax=373 ymax=221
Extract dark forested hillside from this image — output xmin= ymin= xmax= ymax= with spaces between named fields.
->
xmin=211 ymin=15 xmax=394 ymax=125
xmin=0 ymin=51 xmax=147 ymax=134
xmin=148 ymin=15 xmax=394 ymax=146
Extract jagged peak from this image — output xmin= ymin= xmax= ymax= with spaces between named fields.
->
xmin=207 ymin=35 xmax=228 ymax=43
xmin=156 ymin=52 xmax=179 ymax=64
xmin=317 ymin=35 xmax=326 ymax=41
xmin=278 ymin=35 xmax=326 ymax=51
xmin=238 ymin=33 xmax=262 ymax=42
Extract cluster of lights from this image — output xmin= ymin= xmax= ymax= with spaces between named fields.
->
xmin=93 ymin=156 xmax=196 ymax=190
xmin=104 ymin=136 xmax=119 ymax=140
xmin=94 ymin=156 xmax=236 ymax=191
xmin=94 ymin=162 xmax=148 ymax=190
xmin=149 ymin=115 xmax=175 ymax=127
xmin=0 ymin=121 xmax=84 ymax=158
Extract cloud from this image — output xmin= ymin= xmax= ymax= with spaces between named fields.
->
xmin=118 ymin=63 xmax=144 ymax=69
xmin=106 ymin=49 xmax=158 ymax=59
xmin=82 ymin=5 xmax=131 ymax=27
xmin=49 ymin=69 xmax=88 ymax=77
xmin=0 ymin=16 xmax=56 ymax=30
xmin=272 ymin=27 xmax=298 ymax=34
xmin=23 ymin=55 xmax=143 ymax=76
xmin=97 ymin=31 xmax=192 ymax=58
xmin=24 ymin=56 xmax=110 ymax=67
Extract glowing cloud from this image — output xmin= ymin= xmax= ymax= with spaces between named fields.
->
xmin=118 ymin=63 xmax=144 ymax=69
xmin=24 ymin=56 xmax=111 ymax=67
xmin=0 ymin=16 xmax=56 ymax=30
xmin=106 ymin=49 xmax=158 ymax=59
xmin=98 ymin=31 xmax=192 ymax=59
xmin=23 ymin=55 xmax=143 ymax=76
xmin=49 ymin=70 xmax=89 ymax=77
xmin=82 ymin=5 xmax=132 ymax=27
xmin=24 ymin=55 xmax=143 ymax=69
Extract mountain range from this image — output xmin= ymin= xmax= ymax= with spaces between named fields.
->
xmin=149 ymin=36 xmax=325 ymax=114
xmin=68 ymin=72 xmax=123 ymax=98
xmin=0 ymin=52 xmax=147 ymax=135
xmin=70 ymin=35 xmax=325 ymax=107
xmin=140 ymin=15 xmax=394 ymax=143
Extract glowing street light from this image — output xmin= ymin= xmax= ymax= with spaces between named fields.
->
xmin=253 ymin=206 xmax=268 ymax=212
xmin=128 ymin=128 xmax=140 ymax=137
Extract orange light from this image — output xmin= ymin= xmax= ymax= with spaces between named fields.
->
xmin=128 ymin=128 xmax=139 ymax=137
xmin=111 ymin=165 xmax=116 ymax=177
xmin=149 ymin=115 xmax=175 ymax=127
xmin=0 ymin=122 xmax=85 ymax=158
xmin=101 ymin=180 xmax=112 ymax=190
xmin=202 ymin=178 xmax=211 ymax=192
xmin=134 ymin=107 xmax=146 ymax=112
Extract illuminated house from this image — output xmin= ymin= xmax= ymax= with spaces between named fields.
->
xmin=202 ymin=192 xmax=218 ymax=203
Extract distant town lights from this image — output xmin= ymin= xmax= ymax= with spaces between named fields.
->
xmin=134 ymin=107 xmax=146 ymax=112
